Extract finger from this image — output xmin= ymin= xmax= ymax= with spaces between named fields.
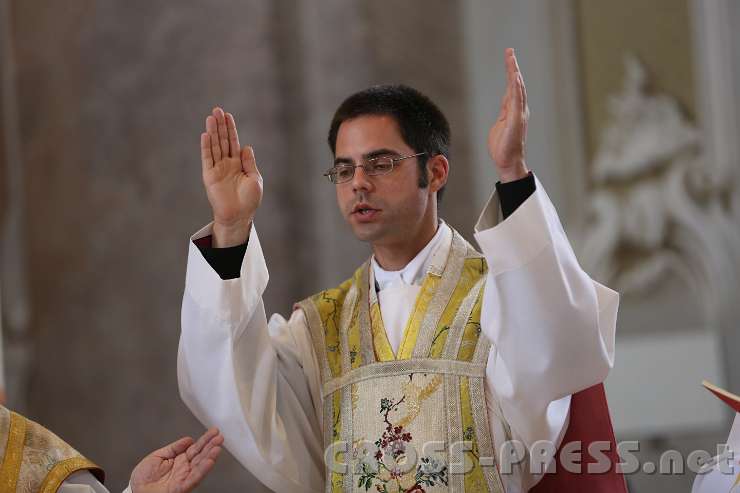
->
xmin=511 ymin=49 xmax=521 ymax=76
xmin=206 ymin=115 xmax=222 ymax=162
xmin=498 ymin=78 xmax=512 ymax=122
xmin=241 ymin=146 xmax=259 ymax=175
xmin=510 ymin=50 xmax=526 ymax=104
xmin=520 ymin=72 xmax=528 ymax=112
xmin=201 ymin=133 xmax=214 ymax=171
xmin=226 ymin=113 xmax=240 ymax=158
xmin=181 ymin=449 xmax=221 ymax=492
xmin=154 ymin=436 xmax=194 ymax=459
xmin=173 ymin=437 xmax=195 ymax=455
xmin=213 ymin=108 xmax=230 ymax=161
xmin=499 ymin=49 xmax=516 ymax=114
xmin=186 ymin=427 xmax=220 ymax=461
xmin=193 ymin=446 xmax=222 ymax=474
xmin=181 ymin=448 xmax=222 ymax=492
xmin=185 ymin=428 xmax=218 ymax=460
xmin=512 ymin=73 xmax=524 ymax=115
xmin=505 ymin=48 xmax=518 ymax=83
xmin=191 ymin=434 xmax=224 ymax=468
xmin=500 ymin=81 xmax=512 ymax=120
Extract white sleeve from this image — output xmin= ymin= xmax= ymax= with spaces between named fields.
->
xmin=56 ymin=471 xmax=109 ymax=493
xmin=474 ymin=175 xmax=619 ymax=491
xmin=177 ymin=223 xmax=324 ymax=493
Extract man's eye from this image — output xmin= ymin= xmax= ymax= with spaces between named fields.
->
xmin=368 ymin=160 xmax=393 ymax=173
xmin=335 ymin=166 xmax=354 ymax=180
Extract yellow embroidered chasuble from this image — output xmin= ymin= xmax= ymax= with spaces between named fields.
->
xmin=0 ymin=406 xmax=104 ymax=493
xmin=298 ymin=230 xmax=507 ymax=493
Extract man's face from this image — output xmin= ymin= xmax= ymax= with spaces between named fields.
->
xmin=334 ymin=115 xmax=430 ymax=245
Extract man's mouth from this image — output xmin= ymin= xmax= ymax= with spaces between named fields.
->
xmin=351 ymin=204 xmax=381 ymax=221
xmin=352 ymin=204 xmax=379 ymax=215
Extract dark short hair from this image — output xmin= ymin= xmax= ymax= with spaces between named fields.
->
xmin=327 ymin=84 xmax=450 ymax=201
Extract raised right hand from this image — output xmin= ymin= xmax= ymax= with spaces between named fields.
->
xmin=201 ymin=107 xmax=262 ymax=247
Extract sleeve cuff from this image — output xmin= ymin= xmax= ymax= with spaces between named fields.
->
xmin=474 ymin=174 xmax=554 ymax=276
xmin=496 ymin=171 xmax=536 ymax=219
xmin=194 ymin=235 xmax=248 ymax=280
xmin=185 ymin=222 xmax=268 ymax=325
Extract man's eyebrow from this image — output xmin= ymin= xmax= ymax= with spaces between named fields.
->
xmin=364 ymin=148 xmax=400 ymax=160
xmin=333 ymin=148 xmax=400 ymax=165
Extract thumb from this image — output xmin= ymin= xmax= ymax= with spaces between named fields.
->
xmin=241 ymin=146 xmax=259 ymax=175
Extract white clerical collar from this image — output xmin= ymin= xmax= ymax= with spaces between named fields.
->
xmin=372 ymin=222 xmax=452 ymax=290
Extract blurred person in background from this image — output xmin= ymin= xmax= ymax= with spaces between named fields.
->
xmin=0 ymin=405 xmax=223 ymax=493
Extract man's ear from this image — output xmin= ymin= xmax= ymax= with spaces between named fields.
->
xmin=427 ymin=154 xmax=449 ymax=193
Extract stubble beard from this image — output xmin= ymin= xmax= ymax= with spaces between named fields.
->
xmin=350 ymin=221 xmax=386 ymax=243
xmin=343 ymin=192 xmax=386 ymax=243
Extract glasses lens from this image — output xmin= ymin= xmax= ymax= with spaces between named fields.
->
xmin=331 ymin=165 xmax=355 ymax=184
xmin=366 ymin=158 xmax=394 ymax=176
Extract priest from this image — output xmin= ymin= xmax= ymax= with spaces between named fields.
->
xmin=0 ymin=404 xmax=223 ymax=493
xmin=178 ymin=49 xmax=620 ymax=492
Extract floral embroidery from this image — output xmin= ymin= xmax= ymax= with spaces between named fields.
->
xmin=356 ymin=395 xmax=448 ymax=492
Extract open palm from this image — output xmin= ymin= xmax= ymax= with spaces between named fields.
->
xmin=130 ymin=428 xmax=223 ymax=493
xmin=201 ymin=108 xmax=262 ymax=244
xmin=488 ymin=48 xmax=530 ymax=182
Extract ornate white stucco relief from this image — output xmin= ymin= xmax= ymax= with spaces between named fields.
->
xmin=579 ymin=55 xmax=740 ymax=321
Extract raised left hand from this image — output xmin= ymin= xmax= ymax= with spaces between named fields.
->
xmin=487 ymin=48 xmax=530 ymax=183
xmin=130 ymin=428 xmax=223 ymax=493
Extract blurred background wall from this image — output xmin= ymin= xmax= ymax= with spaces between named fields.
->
xmin=1 ymin=1 xmax=739 ymax=492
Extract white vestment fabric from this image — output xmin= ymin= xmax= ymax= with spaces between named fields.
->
xmin=691 ymin=413 xmax=740 ymax=492
xmin=56 ymin=471 xmax=131 ymax=493
xmin=177 ymin=176 xmax=619 ymax=493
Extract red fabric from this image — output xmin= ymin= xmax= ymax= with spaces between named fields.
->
xmin=530 ymin=384 xmax=628 ymax=493
xmin=194 ymin=235 xmax=213 ymax=248
xmin=704 ymin=382 xmax=740 ymax=413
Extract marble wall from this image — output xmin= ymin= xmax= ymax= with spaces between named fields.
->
xmin=461 ymin=2 xmax=740 ymax=492
xmin=1 ymin=1 xmax=478 ymax=490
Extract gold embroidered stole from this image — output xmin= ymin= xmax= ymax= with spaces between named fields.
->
xmin=299 ymin=230 xmax=507 ymax=493
xmin=0 ymin=406 xmax=104 ymax=493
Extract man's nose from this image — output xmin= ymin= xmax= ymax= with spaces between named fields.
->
xmin=351 ymin=165 xmax=373 ymax=192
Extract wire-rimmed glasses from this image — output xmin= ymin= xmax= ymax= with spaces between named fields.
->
xmin=323 ymin=152 xmax=426 ymax=184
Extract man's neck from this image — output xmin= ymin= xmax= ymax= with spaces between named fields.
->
xmin=371 ymin=218 xmax=439 ymax=271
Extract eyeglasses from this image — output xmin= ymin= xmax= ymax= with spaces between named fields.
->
xmin=323 ymin=152 xmax=426 ymax=184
